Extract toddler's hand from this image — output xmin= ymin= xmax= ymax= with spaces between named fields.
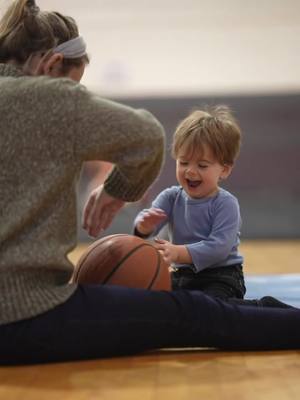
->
xmin=154 ymin=238 xmax=192 ymax=266
xmin=154 ymin=238 xmax=178 ymax=265
xmin=136 ymin=208 xmax=167 ymax=236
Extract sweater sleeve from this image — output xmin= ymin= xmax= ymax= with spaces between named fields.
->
xmin=72 ymin=85 xmax=165 ymax=202
xmin=186 ymin=195 xmax=241 ymax=272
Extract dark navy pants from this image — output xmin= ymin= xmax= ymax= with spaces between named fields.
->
xmin=172 ymin=264 xmax=246 ymax=299
xmin=0 ymin=284 xmax=300 ymax=365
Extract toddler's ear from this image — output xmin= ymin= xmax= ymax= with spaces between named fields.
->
xmin=220 ymin=164 xmax=233 ymax=180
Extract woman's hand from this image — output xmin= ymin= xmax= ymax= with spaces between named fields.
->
xmin=136 ymin=208 xmax=167 ymax=236
xmin=82 ymin=184 xmax=125 ymax=237
xmin=154 ymin=238 xmax=192 ymax=265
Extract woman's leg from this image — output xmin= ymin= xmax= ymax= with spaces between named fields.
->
xmin=0 ymin=284 xmax=300 ymax=365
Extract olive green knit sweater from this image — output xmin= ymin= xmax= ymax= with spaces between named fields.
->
xmin=0 ymin=64 xmax=165 ymax=324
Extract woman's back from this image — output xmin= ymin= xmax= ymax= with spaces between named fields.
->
xmin=0 ymin=65 xmax=82 ymax=323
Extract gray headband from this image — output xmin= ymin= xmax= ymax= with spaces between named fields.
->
xmin=54 ymin=36 xmax=87 ymax=59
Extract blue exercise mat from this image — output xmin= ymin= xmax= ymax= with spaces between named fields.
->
xmin=245 ymin=274 xmax=300 ymax=308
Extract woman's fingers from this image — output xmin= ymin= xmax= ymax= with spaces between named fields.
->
xmin=82 ymin=190 xmax=96 ymax=230
xmin=82 ymin=185 xmax=125 ymax=237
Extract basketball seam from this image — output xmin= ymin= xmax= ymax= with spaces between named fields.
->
xmin=103 ymin=243 xmax=160 ymax=288
xmin=147 ymin=248 xmax=161 ymax=289
xmin=73 ymin=234 xmax=129 ymax=281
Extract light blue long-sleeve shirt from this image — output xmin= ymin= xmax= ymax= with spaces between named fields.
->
xmin=134 ymin=186 xmax=244 ymax=272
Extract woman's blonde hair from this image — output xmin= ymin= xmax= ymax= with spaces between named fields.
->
xmin=172 ymin=105 xmax=241 ymax=165
xmin=0 ymin=0 xmax=88 ymax=71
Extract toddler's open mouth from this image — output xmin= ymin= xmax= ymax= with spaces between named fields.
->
xmin=187 ymin=179 xmax=201 ymax=188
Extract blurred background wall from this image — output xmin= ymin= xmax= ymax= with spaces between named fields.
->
xmin=10 ymin=0 xmax=299 ymax=238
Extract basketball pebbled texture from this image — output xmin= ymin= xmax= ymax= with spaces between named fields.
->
xmin=72 ymin=234 xmax=171 ymax=290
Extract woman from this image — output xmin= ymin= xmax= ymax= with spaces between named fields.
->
xmin=0 ymin=0 xmax=299 ymax=365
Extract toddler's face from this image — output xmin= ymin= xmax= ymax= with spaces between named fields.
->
xmin=176 ymin=144 xmax=231 ymax=199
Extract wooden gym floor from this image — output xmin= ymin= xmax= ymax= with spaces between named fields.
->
xmin=0 ymin=240 xmax=299 ymax=400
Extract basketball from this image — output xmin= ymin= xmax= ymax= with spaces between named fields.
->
xmin=72 ymin=234 xmax=171 ymax=290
